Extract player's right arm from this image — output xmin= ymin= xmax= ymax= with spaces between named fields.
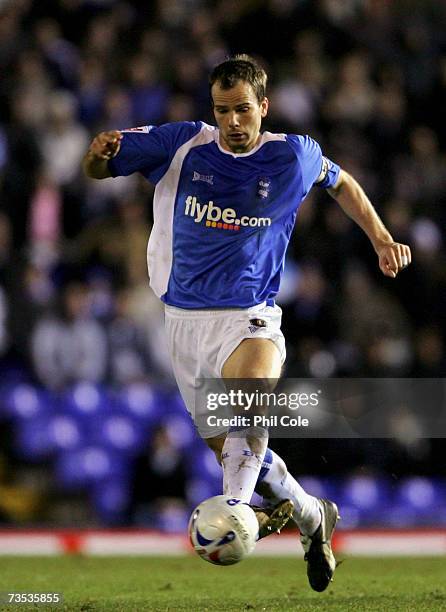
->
xmin=82 ymin=130 xmax=123 ymax=179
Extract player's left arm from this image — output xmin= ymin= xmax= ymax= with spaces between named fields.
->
xmin=327 ymin=169 xmax=411 ymax=278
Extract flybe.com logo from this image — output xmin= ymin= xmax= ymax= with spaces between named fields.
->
xmin=184 ymin=196 xmax=272 ymax=231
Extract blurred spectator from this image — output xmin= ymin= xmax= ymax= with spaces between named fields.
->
xmin=410 ymin=327 xmax=446 ymax=377
xmin=75 ymin=195 xmax=151 ymax=284
xmin=106 ymin=287 xmax=153 ymax=385
xmin=282 ymin=261 xmax=336 ymax=350
xmin=31 ymin=281 xmax=107 ymax=389
xmin=336 ymin=264 xmax=412 ymax=375
xmin=38 ymin=90 xmax=89 ymax=237
xmin=40 ymin=90 xmax=89 ymax=188
xmin=27 ymin=174 xmax=62 ymax=269
xmin=0 ymin=284 xmax=8 ymax=358
xmin=324 ymin=52 xmax=377 ymax=126
xmin=395 ymin=126 xmax=446 ymax=211
xmin=131 ymin=425 xmax=187 ymax=527
xmin=126 ymin=54 xmax=169 ymax=126
xmin=33 ymin=17 xmax=80 ymax=89
xmin=126 ymin=279 xmax=173 ymax=381
xmin=8 ymin=259 xmax=56 ymax=365
xmin=0 ymin=95 xmax=42 ymax=249
xmin=77 ymin=57 xmax=106 ymax=128
xmin=0 ymin=211 xmax=12 ymax=280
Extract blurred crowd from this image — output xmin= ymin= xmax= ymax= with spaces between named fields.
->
xmin=0 ymin=0 xmax=446 ymax=526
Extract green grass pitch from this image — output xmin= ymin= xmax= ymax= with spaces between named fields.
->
xmin=0 ymin=556 xmax=445 ymax=611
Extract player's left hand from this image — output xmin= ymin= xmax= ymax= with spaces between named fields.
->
xmin=376 ymin=242 xmax=412 ymax=278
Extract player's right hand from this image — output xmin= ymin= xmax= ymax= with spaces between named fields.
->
xmin=88 ymin=130 xmax=123 ymax=161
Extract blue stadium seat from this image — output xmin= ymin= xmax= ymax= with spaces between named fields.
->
xmin=54 ymin=445 xmax=130 ymax=491
xmin=115 ymin=382 xmax=160 ymax=424
xmin=153 ymin=503 xmax=189 ymax=533
xmin=3 ymin=383 xmax=54 ymax=421
xmin=159 ymin=413 xmax=197 ymax=451
xmin=48 ymin=414 xmax=85 ymax=451
xmin=185 ymin=446 xmax=222 ymax=481
xmin=61 ymin=382 xmax=110 ymax=420
xmin=185 ymin=478 xmax=221 ymax=509
xmin=88 ymin=412 xmax=148 ymax=456
xmin=14 ymin=416 xmax=54 ymax=461
xmin=90 ymin=480 xmax=130 ymax=525
xmin=338 ymin=475 xmax=391 ymax=527
xmin=393 ymin=477 xmax=446 ymax=526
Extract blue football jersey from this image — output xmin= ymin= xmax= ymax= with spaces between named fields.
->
xmin=108 ymin=122 xmax=340 ymax=308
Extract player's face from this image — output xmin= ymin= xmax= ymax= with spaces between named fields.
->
xmin=211 ymin=80 xmax=268 ymax=154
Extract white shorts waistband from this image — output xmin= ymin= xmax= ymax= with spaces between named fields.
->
xmin=164 ymin=302 xmax=267 ymax=319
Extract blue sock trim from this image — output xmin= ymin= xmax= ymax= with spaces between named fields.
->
xmin=257 ymin=448 xmax=273 ymax=483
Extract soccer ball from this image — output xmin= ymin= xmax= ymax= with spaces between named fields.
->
xmin=188 ymin=495 xmax=259 ymax=565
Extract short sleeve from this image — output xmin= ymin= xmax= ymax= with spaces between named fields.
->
xmin=286 ymin=134 xmax=340 ymax=194
xmin=108 ymin=121 xmax=203 ymax=183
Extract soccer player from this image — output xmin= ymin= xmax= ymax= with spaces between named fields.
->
xmin=83 ymin=55 xmax=411 ymax=591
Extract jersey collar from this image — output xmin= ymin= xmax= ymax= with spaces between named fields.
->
xmin=214 ymin=130 xmax=266 ymax=158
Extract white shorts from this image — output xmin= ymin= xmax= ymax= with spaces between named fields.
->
xmin=165 ymin=302 xmax=286 ymax=439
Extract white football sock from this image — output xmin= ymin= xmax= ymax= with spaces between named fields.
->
xmin=221 ymin=428 xmax=268 ymax=503
xmin=255 ymin=448 xmax=321 ymax=536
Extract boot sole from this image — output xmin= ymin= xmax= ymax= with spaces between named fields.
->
xmin=258 ymin=499 xmax=294 ymax=538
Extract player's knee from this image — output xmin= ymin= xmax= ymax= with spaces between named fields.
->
xmin=231 ymin=366 xmax=260 ymax=379
xmin=225 ymin=363 xmax=281 ymax=383
xmin=229 ymin=374 xmax=278 ymax=396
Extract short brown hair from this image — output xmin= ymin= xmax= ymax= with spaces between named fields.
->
xmin=209 ymin=54 xmax=268 ymax=104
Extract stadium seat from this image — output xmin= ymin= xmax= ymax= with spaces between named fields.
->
xmin=185 ymin=446 xmax=222 ymax=481
xmin=61 ymin=382 xmax=110 ymax=420
xmin=3 ymin=383 xmax=54 ymax=421
xmin=14 ymin=416 xmax=54 ymax=461
xmin=90 ymin=480 xmax=131 ymax=525
xmin=115 ymin=382 xmax=159 ymax=423
xmin=185 ymin=478 xmax=221 ymax=509
xmin=339 ymin=475 xmax=391 ymax=527
xmin=160 ymin=414 xmax=197 ymax=450
xmin=48 ymin=414 xmax=85 ymax=451
xmin=394 ymin=477 xmax=446 ymax=526
xmin=88 ymin=412 xmax=148 ymax=456
xmin=54 ymin=446 xmax=130 ymax=491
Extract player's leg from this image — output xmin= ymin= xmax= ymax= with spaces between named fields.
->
xmin=218 ymin=337 xmax=280 ymax=503
xmin=206 ymin=435 xmax=325 ymax=536
xmin=208 ymin=339 xmax=293 ymax=533
xmin=205 ymin=434 xmax=293 ymax=538
xmin=255 ymin=448 xmax=321 ymax=535
xmin=256 ymin=448 xmax=339 ymax=591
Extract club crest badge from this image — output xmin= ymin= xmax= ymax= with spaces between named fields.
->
xmin=257 ymin=177 xmax=271 ymax=199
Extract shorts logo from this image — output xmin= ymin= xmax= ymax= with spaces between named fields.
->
xmin=249 ymin=318 xmax=267 ymax=333
xmin=185 ymin=196 xmax=272 ymax=231
xmin=192 ymin=171 xmax=214 ymax=185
